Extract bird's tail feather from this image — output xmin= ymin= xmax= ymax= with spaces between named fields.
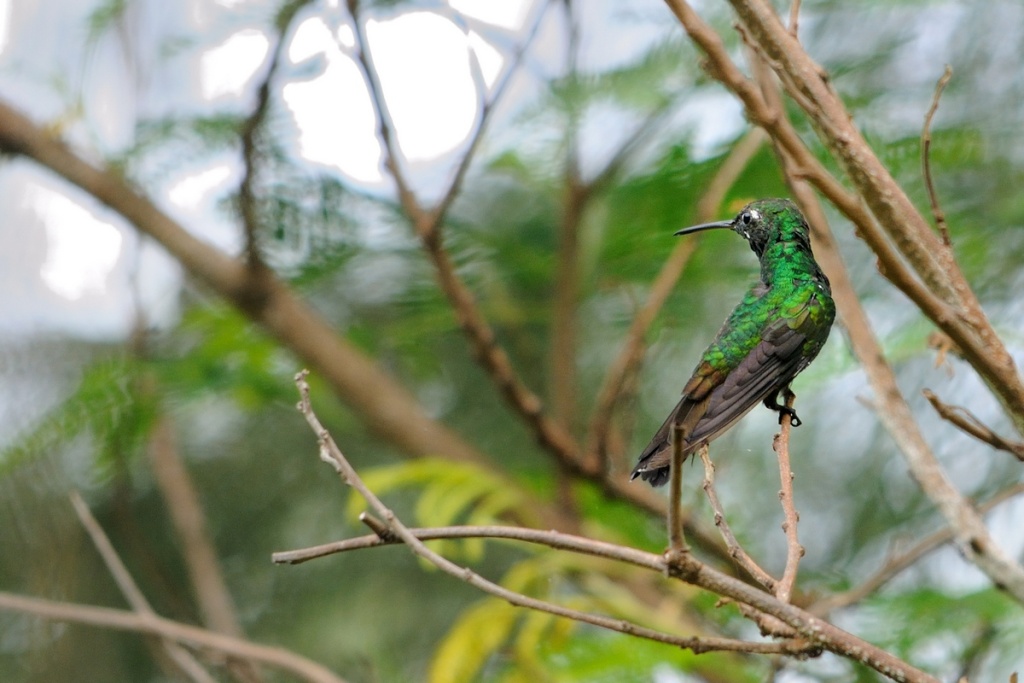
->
xmin=630 ymin=396 xmax=705 ymax=487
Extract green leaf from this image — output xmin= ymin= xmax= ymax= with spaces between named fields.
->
xmin=428 ymin=599 xmax=519 ymax=683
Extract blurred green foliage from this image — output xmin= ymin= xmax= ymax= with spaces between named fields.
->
xmin=3 ymin=1 xmax=1024 ymax=682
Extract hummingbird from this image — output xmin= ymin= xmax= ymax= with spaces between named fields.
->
xmin=631 ymin=199 xmax=836 ymax=487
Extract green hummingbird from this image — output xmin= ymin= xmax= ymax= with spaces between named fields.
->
xmin=632 ymin=199 xmax=836 ymax=487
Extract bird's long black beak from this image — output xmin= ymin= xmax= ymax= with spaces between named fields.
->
xmin=673 ymin=219 xmax=734 ymax=237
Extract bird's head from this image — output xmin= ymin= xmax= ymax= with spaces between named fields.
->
xmin=674 ymin=199 xmax=808 ymax=259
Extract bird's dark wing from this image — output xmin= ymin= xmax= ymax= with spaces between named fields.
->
xmin=688 ymin=319 xmax=808 ymax=444
xmin=631 ymin=318 xmax=808 ymax=486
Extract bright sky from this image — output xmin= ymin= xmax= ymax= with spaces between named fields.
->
xmin=31 ymin=185 xmax=123 ymax=301
xmin=17 ymin=0 xmax=531 ymax=324
xmin=0 ymin=1 xmax=8 ymax=55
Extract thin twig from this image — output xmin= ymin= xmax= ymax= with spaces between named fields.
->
xmin=923 ymin=390 xmax=1024 ymax=462
xmin=70 ymin=493 xmax=217 ymax=683
xmin=667 ymin=424 xmax=689 ymax=553
xmin=348 ymin=0 xmax=580 ymax=465
xmin=147 ymin=411 xmax=249 ymax=640
xmin=773 ymin=389 xmax=803 ymax=604
xmin=787 ymin=0 xmax=801 ymax=37
xmin=922 ymin=65 xmax=953 ymax=246
xmin=431 ymin=0 xmax=552 ymax=226
xmin=291 ymin=369 xmax=938 ymax=682
xmin=699 ymin=448 xmax=776 ymax=591
xmin=359 ymin=511 xmax=396 ymax=541
xmin=238 ymin=1 xmax=311 ymax=266
xmin=291 ymin=370 xmax=808 ymax=657
xmin=811 ymin=483 xmax=1024 ymax=615
xmin=0 ymin=592 xmax=347 ymax=683
xmin=274 ymin=523 xmax=664 ymax=570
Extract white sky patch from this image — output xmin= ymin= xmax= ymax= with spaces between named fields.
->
xmin=289 ymin=16 xmax=332 ymax=63
xmin=467 ymin=30 xmax=503 ymax=88
xmin=366 ymin=12 xmax=480 ymax=161
xmin=284 ymin=18 xmax=382 ymax=182
xmin=168 ymin=164 xmax=233 ymax=209
xmin=28 ymin=186 xmax=123 ymax=301
xmin=449 ymin=0 xmax=532 ymax=29
xmin=0 ymin=0 xmax=10 ymax=55
xmin=285 ymin=12 xmax=493 ymax=181
xmin=201 ymin=29 xmax=270 ymax=99
xmin=336 ymin=23 xmax=355 ymax=50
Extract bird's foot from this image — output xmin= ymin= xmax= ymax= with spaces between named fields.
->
xmin=777 ymin=405 xmax=801 ymax=427
xmin=764 ymin=391 xmax=802 ymax=427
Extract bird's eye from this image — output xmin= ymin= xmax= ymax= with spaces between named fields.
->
xmin=740 ymin=211 xmax=752 ymax=225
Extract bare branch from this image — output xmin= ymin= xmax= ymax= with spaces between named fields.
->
xmin=147 ymin=411 xmax=250 ymax=642
xmin=773 ymin=389 xmax=803 ymax=604
xmin=431 ymin=0 xmax=552 ymax=225
xmin=0 ymin=592 xmax=347 ymax=683
xmin=238 ymin=1 xmax=312 ymax=266
xmin=922 ymin=66 xmax=953 ymax=245
xmin=811 ymin=483 xmax=1024 ymax=615
xmin=699 ymin=448 xmax=776 ymax=592
xmin=348 ymin=0 xmax=580 ymax=466
xmin=923 ymin=390 xmax=1024 ymax=462
xmin=358 ymin=511 xmax=397 ymax=541
xmin=291 ymin=370 xmax=811 ymax=658
xmin=787 ymin=0 xmax=801 ymax=37
xmin=292 ymin=370 xmax=939 ymax=681
xmin=275 ymin=524 xmax=664 ymax=570
xmin=667 ymin=425 xmax=689 ymax=553
xmin=70 ymin=493 xmax=217 ymax=683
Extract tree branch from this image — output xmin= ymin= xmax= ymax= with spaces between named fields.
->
xmin=921 ymin=65 xmax=953 ymax=246
xmin=291 ymin=370 xmax=938 ymax=682
xmin=431 ymin=0 xmax=552 ymax=226
xmin=291 ymin=370 xmax=810 ymax=658
xmin=0 ymin=592 xmax=346 ymax=683
xmin=274 ymin=523 xmax=664 ymax=570
xmin=923 ymin=390 xmax=1024 ymax=462
xmin=811 ymin=483 xmax=1024 ymax=615
xmin=773 ymin=390 xmax=803 ymax=605
xmin=699 ymin=448 xmax=776 ymax=592
xmin=146 ymin=407 xmax=251 ymax=643
xmin=348 ymin=0 xmax=581 ymax=466
xmin=70 ymin=492 xmax=218 ymax=683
